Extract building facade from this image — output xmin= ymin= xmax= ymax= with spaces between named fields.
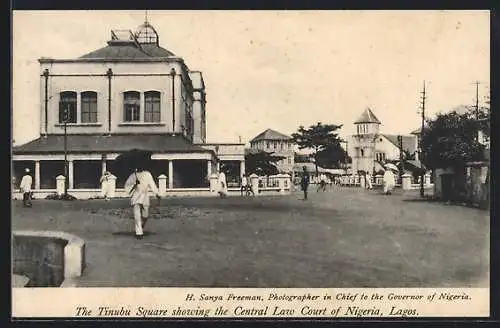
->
xmin=12 ymin=21 xmax=245 ymax=198
xmin=346 ymin=108 xmax=421 ymax=174
xmin=249 ymin=129 xmax=295 ymax=174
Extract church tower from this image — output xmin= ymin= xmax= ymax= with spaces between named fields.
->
xmin=352 ymin=107 xmax=381 ymax=173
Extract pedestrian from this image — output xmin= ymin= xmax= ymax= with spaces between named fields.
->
xmin=218 ymin=169 xmax=228 ymax=198
xmin=366 ymin=171 xmax=373 ymax=190
xmin=383 ymin=169 xmax=396 ymax=195
xmin=124 ymin=165 xmax=161 ymax=240
xmin=20 ymin=168 xmax=33 ymax=207
xmin=300 ymin=166 xmax=310 ymax=200
xmin=240 ymin=173 xmax=248 ymax=196
xmin=99 ymin=171 xmax=112 ymax=201
xmin=317 ymin=173 xmax=327 ymax=192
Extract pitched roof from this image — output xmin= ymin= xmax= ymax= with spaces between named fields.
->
xmin=382 ymin=134 xmax=417 ymax=155
xmin=13 ymin=134 xmax=211 ymax=154
xmin=250 ymin=129 xmax=291 ymax=143
xmin=79 ymin=41 xmax=175 ymax=60
xmin=354 ymin=108 xmax=381 ymax=124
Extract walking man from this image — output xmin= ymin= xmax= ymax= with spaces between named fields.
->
xmin=218 ymin=169 xmax=228 ymax=198
xmin=365 ymin=171 xmax=373 ymax=190
xmin=20 ymin=168 xmax=33 ymax=207
xmin=99 ymin=171 xmax=112 ymax=201
xmin=317 ymin=173 xmax=327 ymax=192
xmin=240 ymin=173 xmax=249 ymax=196
xmin=301 ymin=166 xmax=310 ymax=200
xmin=383 ymin=169 xmax=396 ymax=195
xmin=125 ymin=166 xmax=161 ymax=239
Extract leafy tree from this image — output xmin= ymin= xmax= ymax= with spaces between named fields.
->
xmin=421 ymin=109 xmax=488 ymax=170
xmin=316 ymin=144 xmax=350 ymax=169
xmin=245 ymin=150 xmax=286 ymax=176
xmin=291 ymin=122 xmax=345 ymax=175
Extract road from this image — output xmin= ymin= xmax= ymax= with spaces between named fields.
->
xmin=11 ymin=186 xmax=490 ymax=287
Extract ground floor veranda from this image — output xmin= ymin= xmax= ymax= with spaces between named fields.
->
xmin=12 ymin=153 xmax=246 ymax=199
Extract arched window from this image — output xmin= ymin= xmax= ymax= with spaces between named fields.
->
xmin=144 ymin=91 xmax=161 ymax=122
xmin=81 ymin=91 xmax=98 ymax=123
xmin=123 ymin=91 xmax=140 ymax=122
xmin=59 ymin=91 xmax=77 ymax=123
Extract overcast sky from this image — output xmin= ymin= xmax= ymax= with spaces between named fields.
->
xmin=12 ymin=10 xmax=489 ymax=145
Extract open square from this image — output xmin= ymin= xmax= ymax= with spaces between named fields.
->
xmin=12 ymin=188 xmax=489 ymax=288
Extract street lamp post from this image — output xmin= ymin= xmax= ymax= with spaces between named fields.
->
xmin=63 ymin=105 xmax=69 ymax=197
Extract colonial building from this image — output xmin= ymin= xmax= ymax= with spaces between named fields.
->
xmin=249 ymin=128 xmax=295 ymax=174
xmin=12 ymin=20 xmax=245 ymax=198
xmin=346 ymin=108 xmax=423 ymax=175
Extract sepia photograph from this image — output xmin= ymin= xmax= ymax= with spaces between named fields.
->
xmin=11 ymin=9 xmax=489 ymax=301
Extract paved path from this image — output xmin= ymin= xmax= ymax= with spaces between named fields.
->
xmin=11 ymin=187 xmax=489 ymax=287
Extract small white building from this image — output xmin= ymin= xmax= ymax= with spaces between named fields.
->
xmin=12 ymin=20 xmax=245 ymax=198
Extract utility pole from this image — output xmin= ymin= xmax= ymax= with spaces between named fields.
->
xmin=419 ymin=81 xmax=426 ymax=198
xmin=474 ymin=80 xmax=480 ymax=120
xmin=398 ymin=135 xmax=404 ymax=183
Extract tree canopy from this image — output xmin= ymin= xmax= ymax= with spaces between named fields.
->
xmin=422 ymin=108 xmax=489 ymax=169
xmin=245 ymin=150 xmax=286 ymax=176
xmin=291 ymin=122 xmax=346 ymax=174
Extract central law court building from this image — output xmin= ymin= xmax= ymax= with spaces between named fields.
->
xmin=12 ymin=21 xmax=246 ymax=198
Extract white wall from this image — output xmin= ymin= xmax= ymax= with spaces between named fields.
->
xmin=39 ymin=60 xmax=197 ymax=136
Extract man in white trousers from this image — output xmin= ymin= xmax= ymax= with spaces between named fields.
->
xmin=20 ymin=168 xmax=33 ymax=207
xmin=218 ymin=169 xmax=228 ymax=198
xmin=125 ymin=166 xmax=161 ymax=239
xmin=383 ymin=169 xmax=396 ymax=195
xmin=99 ymin=171 xmax=112 ymax=200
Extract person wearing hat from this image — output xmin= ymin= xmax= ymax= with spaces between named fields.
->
xmin=20 ymin=168 xmax=33 ymax=207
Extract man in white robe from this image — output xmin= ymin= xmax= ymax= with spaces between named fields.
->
xmin=218 ymin=170 xmax=228 ymax=198
xmin=99 ymin=171 xmax=111 ymax=200
xmin=366 ymin=172 xmax=373 ymax=190
xmin=125 ymin=167 xmax=161 ymax=239
xmin=20 ymin=168 xmax=33 ymax=207
xmin=383 ymin=169 xmax=396 ymax=194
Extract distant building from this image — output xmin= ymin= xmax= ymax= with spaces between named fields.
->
xmin=249 ymin=128 xmax=295 ymax=174
xmin=346 ymin=107 xmax=423 ymax=174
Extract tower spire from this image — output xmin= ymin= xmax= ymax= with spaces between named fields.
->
xmin=145 ymin=10 xmax=148 ymax=24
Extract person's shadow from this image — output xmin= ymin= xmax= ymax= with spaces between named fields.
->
xmin=112 ymin=231 xmax=158 ymax=237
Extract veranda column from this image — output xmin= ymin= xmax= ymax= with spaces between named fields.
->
xmin=240 ymin=160 xmax=245 ymax=177
xmin=168 ymin=160 xmax=174 ymax=189
xmin=207 ymin=160 xmax=212 ymax=178
xmin=101 ymin=158 xmax=107 ymax=174
xmin=76 ymin=93 xmax=81 ymax=122
xmin=68 ymin=160 xmax=74 ymax=189
xmin=216 ymin=161 xmax=220 ymax=172
xmin=35 ymin=160 xmax=40 ymax=189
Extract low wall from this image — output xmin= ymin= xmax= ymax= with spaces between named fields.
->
xmin=12 ymin=231 xmax=86 ymax=287
xmin=12 ymin=274 xmax=30 ymax=287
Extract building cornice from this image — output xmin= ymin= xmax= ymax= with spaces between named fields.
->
xmin=38 ymin=56 xmax=185 ymax=64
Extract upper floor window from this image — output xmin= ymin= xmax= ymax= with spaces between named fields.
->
xmin=144 ymin=91 xmax=161 ymax=122
xmin=375 ymin=152 xmax=386 ymax=162
xmin=81 ymin=91 xmax=98 ymax=123
xmin=59 ymin=91 xmax=77 ymax=123
xmin=123 ymin=91 xmax=140 ymax=122
xmin=266 ymin=141 xmax=270 ymax=149
xmin=360 ymin=149 xmax=364 ymax=157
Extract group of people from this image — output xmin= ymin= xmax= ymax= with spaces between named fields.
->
xmin=217 ymin=171 xmax=255 ymax=198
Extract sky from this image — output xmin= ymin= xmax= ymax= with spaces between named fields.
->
xmin=12 ymin=10 xmax=490 ymax=146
